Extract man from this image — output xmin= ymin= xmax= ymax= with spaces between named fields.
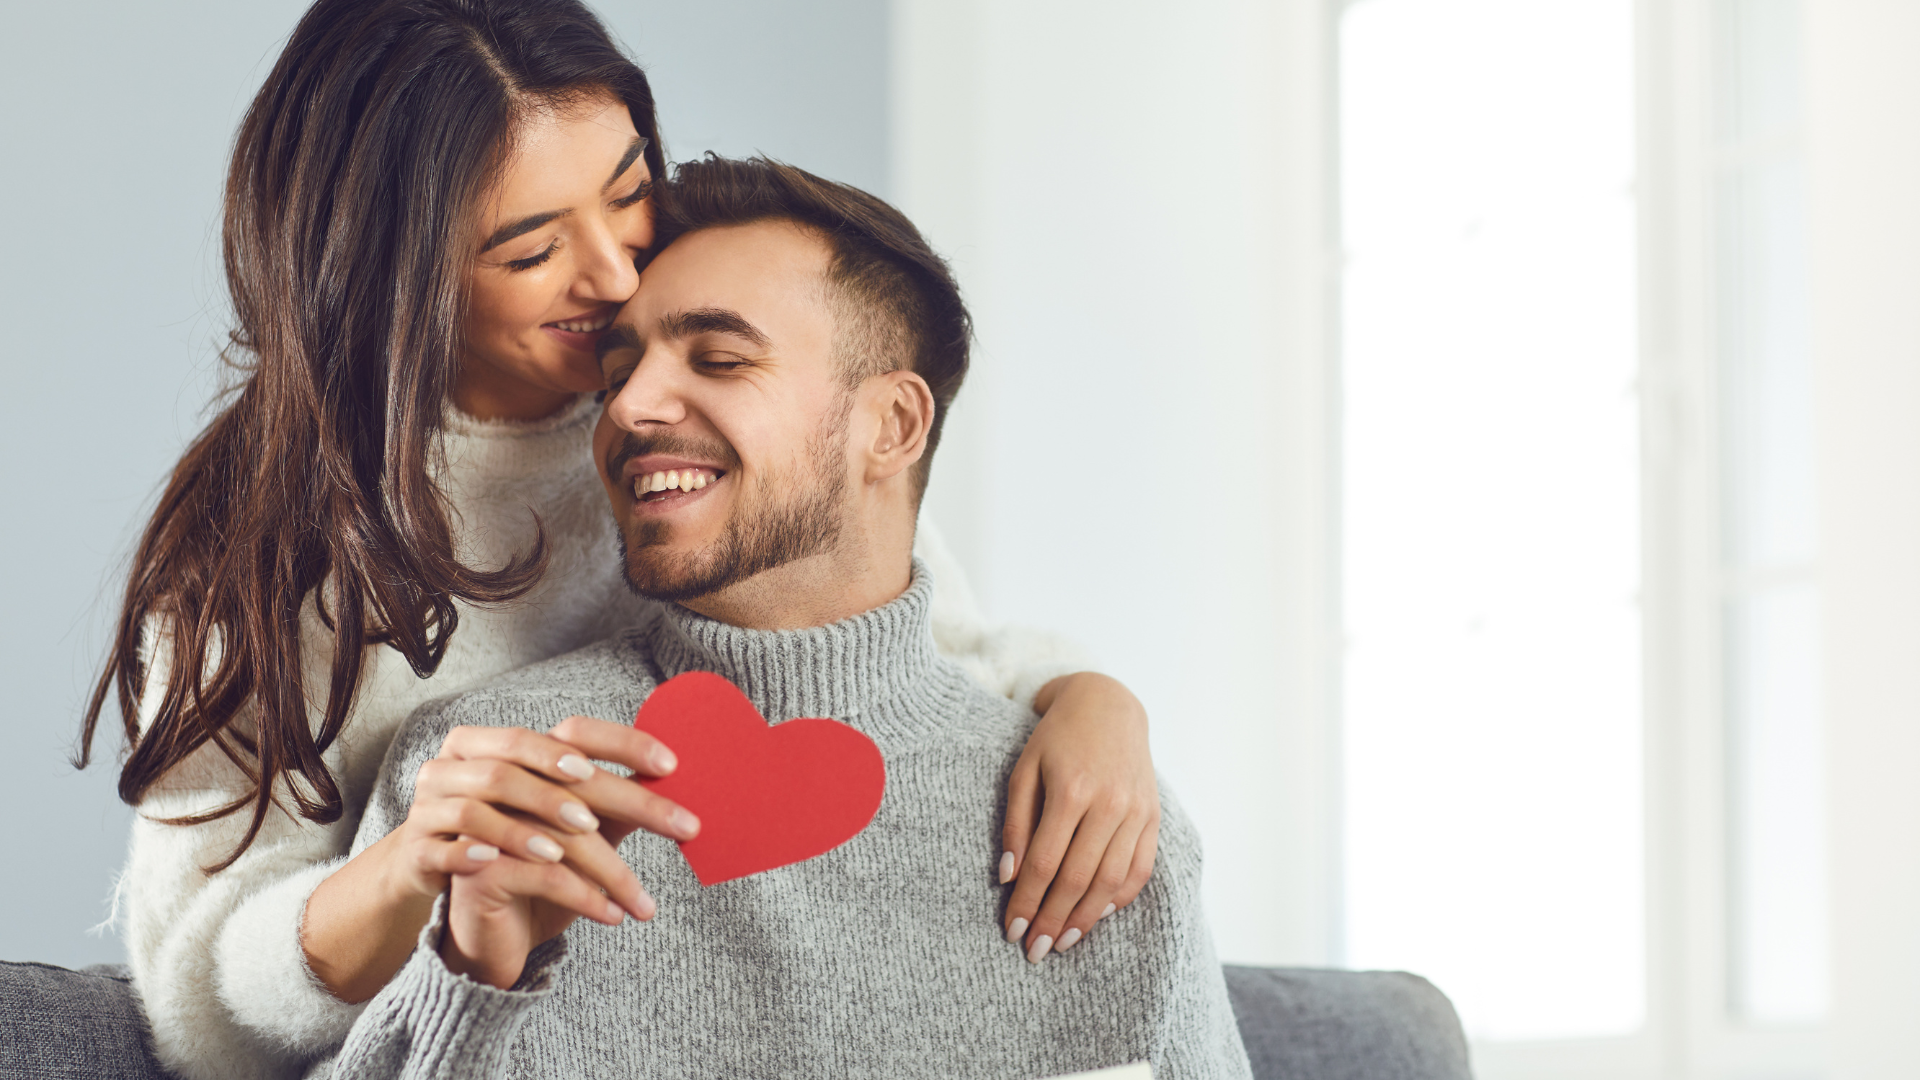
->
xmin=322 ymin=157 xmax=1251 ymax=1080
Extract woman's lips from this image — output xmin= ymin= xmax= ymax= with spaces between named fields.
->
xmin=542 ymin=307 xmax=618 ymax=352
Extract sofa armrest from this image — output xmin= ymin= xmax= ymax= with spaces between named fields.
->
xmin=0 ymin=961 xmax=173 ymax=1080
xmin=1223 ymin=965 xmax=1472 ymax=1080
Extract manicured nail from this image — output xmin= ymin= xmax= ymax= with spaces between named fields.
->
xmin=997 ymin=851 xmax=1016 ymax=884
xmin=557 ymin=754 xmax=595 ymax=781
xmin=634 ymin=890 xmax=657 ymax=920
xmin=1056 ymin=927 xmax=1082 ymax=951
xmin=467 ymin=843 xmax=499 ymax=862
xmin=671 ymin=808 xmax=700 ymax=837
xmin=1006 ymin=917 xmax=1029 ymax=944
xmin=652 ymin=745 xmax=678 ymax=773
xmin=1101 ymin=902 xmax=1117 ymax=919
xmin=559 ymin=803 xmax=598 ymax=831
xmin=605 ymin=900 xmax=625 ymax=923
xmin=527 ymin=835 xmax=565 ymax=862
xmin=1027 ymin=934 xmax=1054 ymax=964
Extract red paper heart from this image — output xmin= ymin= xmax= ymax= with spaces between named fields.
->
xmin=634 ymin=671 xmax=886 ymax=885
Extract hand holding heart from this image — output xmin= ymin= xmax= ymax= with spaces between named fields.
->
xmin=414 ymin=717 xmax=699 ymax=990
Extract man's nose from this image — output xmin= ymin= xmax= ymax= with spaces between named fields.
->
xmin=604 ymin=353 xmax=689 ymax=430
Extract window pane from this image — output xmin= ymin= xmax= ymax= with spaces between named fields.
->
xmin=1716 ymin=0 xmax=1803 ymax=143
xmin=1715 ymin=0 xmax=1824 ymax=1028
xmin=1726 ymin=585 xmax=1827 ymax=1024
xmin=1339 ymin=0 xmax=1643 ymax=1042
xmin=1717 ymin=157 xmax=1813 ymax=571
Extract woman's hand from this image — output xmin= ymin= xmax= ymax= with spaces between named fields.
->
xmin=431 ymin=716 xmax=699 ymax=989
xmin=302 ymin=716 xmax=697 ymax=1001
xmin=1000 ymin=672 xmax=1160 ymax=963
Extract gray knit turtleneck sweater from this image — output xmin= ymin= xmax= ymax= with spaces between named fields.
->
xmin=313 ymin=563 xmax=1252 ymax=1080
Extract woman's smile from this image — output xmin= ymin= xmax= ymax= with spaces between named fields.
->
xmin=542 ymin=304 xmax=621 ymax=352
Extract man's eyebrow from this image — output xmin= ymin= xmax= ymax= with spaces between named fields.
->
xmin=482 ymin=209 xmax=572 ymax=253
xmin=604 ymin=135 xmax=648 ymax=191
xmin=596 ymin=323 xmax=644 ymax=363
xmin=658 ymin=307 xmax=772 ymax=349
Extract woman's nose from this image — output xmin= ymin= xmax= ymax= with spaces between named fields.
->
xmin=576 ymin=220 xmax=642 ymax=304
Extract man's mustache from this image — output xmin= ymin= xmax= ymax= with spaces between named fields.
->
xmin=605 ymin=430 xmax=744 ymax=486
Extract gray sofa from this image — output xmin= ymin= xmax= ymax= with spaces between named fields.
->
xmin=1 ymin=960 xmax=1471 ymax=1079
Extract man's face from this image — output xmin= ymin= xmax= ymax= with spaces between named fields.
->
xmin=592 ymin=220 xmax=854 ymax=601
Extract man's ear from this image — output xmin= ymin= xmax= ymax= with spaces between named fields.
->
xmin=860 ymin=370 xmax=936 ymax=485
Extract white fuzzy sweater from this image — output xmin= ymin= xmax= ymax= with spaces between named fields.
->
xmin=119 ymin=395 xmax=1092 ymax=1080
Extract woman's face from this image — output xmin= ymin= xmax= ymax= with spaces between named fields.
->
xmin=458 ymin=94 xmax=654 ymax=422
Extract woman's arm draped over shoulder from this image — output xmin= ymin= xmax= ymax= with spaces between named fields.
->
xmin=912 ymin=515 xmax=1163 ymax=959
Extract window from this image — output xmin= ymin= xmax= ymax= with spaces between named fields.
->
xmin=1712 ymin=0 xmax=1825 ymax=1030
xmin=1339 ymin=0 xmax=1824 ymax=1073
xmin=1338 ymin=0 xmax=1644 ymax=1044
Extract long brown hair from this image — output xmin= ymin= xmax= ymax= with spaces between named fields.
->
xmin=79 ymin=0 xmax=666 ymax=870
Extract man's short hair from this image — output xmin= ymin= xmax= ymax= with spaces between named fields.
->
xmin=651 ymin=155 xmax=971 ymax=496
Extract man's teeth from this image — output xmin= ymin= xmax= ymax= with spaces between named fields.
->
xmin=634 ymin=468 xmax=716 ymax=497
xmin=552 ymin=313 xmax=615 ymax=333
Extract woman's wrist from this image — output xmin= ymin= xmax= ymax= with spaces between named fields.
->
xmin=1032 ymin=672 xmax=1147 ymax=733
xmin=302 ymin=830 xmax=443 ymax=1003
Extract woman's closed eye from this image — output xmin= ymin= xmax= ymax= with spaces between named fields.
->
xmin=504 ymin=240 xmax=559 ymax=272
xmin=613 ymin=178 xmax=653 ymax=210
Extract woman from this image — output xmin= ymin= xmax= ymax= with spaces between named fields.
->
xmin=79 ymin=2 xmax=1161 ymax=1078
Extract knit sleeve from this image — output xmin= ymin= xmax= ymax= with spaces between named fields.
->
xmin=1135 ymin=789 xmax=1255 ymax=1080
xmin=117 ymin=624 xmax=372 ymax=1080
xmin=913 ymin=515 xmax=1101 ymax=707
xmin=312 ymin=895 xmax=566 ymax=1080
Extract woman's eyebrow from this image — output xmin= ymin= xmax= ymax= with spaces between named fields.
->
xmin=481 ymin=136 xmax=647 ymax=253
xmin=483 ymin=208 xmax=572 ymax=253
xmin=604 ymin=135 xmax=648 ymax=191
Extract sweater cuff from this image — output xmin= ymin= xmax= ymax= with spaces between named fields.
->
xmin=213 ymin=856 xmax=365 ymax=1052
xmin=327 ymin=894 xmax=567 ymax=1078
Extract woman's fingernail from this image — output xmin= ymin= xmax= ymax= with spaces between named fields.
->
xmin=557 ymin=754 xmax=595 ymax=781
xmin=671 ymin=809 xmax=700 ymax=837
xmin=652 ymin=745 xmax=678 ymax=773
xmin=1101 ymin=902 xmax=1117 ymax=919
xmin=1027 ymin=934 xmax=1054 ymax=964
xmin=527 ymin=835 xmax=565 ymax=862
xmin=605 ymin=900 xmax=625 ymax=923
xmin=1006 ymin=917 xmax=1028 ymax=944
xmin=635 ymin=890 xmax=657 ymax=920
xmin=559 ymin=803 xmax=598 ymax=832
xmin=997 ymin=851 xmax=1016 ymax=884
xmin=1056 ymin=927 xmax=1082 ymax=951
xmin=467 ymin=843 xmax=499 ymax=862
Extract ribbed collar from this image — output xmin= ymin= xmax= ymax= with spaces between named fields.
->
xmin=645 ymin=560 xmax=940 ymax=724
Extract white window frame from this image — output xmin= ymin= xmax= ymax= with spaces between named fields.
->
xmin=1640 ymin=0 xmax=1825 ymax=1076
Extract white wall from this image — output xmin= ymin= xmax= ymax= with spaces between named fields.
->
xmin=0 ymin=0 xmax=313 ymax=969
xmin=1807 ymin=0 xmax=1920 ymax=1074
xmin=892 ymin=0 xmax=1340 ymax=965
xmin=0 ymin=0 xmax=890 ymax=969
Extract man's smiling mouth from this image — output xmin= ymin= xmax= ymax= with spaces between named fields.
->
xmin=634 ymin=467 xmax=724 ymax=502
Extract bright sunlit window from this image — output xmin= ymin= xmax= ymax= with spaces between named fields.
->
xmin=1338 ymin=0 xmax=1643 ymax=1042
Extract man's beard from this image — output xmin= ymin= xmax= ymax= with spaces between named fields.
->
xmin=612 ymin=402 xmax=852 ymax=604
